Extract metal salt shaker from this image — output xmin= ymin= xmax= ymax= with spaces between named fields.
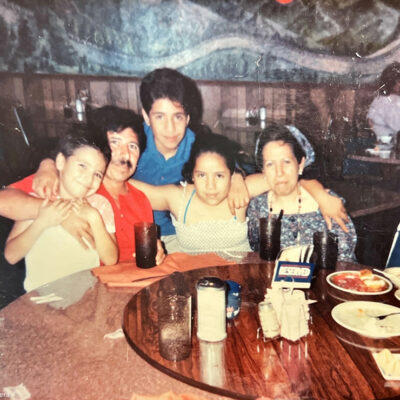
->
xmin=196 ymin=277 xmax=227 ymax=342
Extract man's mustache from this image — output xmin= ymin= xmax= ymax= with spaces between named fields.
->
xmin=112 ymin=159 xmax=132 ymax=168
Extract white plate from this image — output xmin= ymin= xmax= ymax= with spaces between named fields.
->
xmin=372 ymin=352 xmax=400 ymax=380
xmin=385 ymin=268 xmax=400 ymax=288
xmin=366 ymin=148 xmax=392 ymax=158
xmin=331 ymin=301 xmax=400 ymax=338
xmin=326 ymin=271 xmax=392 ymax=295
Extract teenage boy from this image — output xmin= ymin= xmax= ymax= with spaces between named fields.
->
xmin=134 ymin=68 xmax=198 ymax=245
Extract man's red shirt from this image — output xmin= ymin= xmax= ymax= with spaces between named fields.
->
xmin=10 ymin=176 xmax=154 ymax=262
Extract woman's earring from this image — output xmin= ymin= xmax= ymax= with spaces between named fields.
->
xmin=299 ymin=170 xmax=303 ymax=176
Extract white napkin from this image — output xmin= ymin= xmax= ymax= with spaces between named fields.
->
xmin=265 ymin=288 xmax=285 ymax=321
xmin=103 ymin=328 xmax=124 ymax=340
xmin=262 ymin=288 xmax=316 ymax=341
xmin=375 ymin=349 xmax=400 ymax=378
xmin=278 ymin=244 xmax=313 ymax=263
xmin=3 ymin=383 xmax=31 ymax=400
xmin=280 ymin=298 xmax=307 ymax=341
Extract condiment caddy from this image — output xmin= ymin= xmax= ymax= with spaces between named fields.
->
xmin=258 ymin=287 xmax=317 ymax=342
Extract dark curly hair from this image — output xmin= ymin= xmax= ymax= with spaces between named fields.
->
xmin=181 ymin=132 xmax=241 ymax=183
xmin=55 ymin=133 xmax=111 ymax=165
xmin=140 ymin=68 xmax=203 ymax=127
xmin=255 ymin=123 xmax=306 ymax=170
xmin=378 ymin=62 xmax=400 ymax=96
xmin=86 ymin=105 xmax=146 ymax=154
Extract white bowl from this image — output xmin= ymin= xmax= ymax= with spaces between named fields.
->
xmin=379 ymin=149 xmax=392 ymax=159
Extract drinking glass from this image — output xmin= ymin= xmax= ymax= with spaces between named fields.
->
xmin=134 ymin=222 xmax=157 ymax=269
xmin=312 ymin=231 xmax=338 ymax=270
xmin=158 ymin=294 xmax=192 ymax=361
xmin=259 ymin=216 xmax=281 ymax=261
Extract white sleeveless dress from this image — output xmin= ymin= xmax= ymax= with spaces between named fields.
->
xmin=171 ymin=183 xmax=251 ymax=253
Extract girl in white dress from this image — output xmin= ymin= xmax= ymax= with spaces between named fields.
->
xmin=130 ymin=132 xmax=250 ymax=253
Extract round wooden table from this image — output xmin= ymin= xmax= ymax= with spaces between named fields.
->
xmin=123 ymin=261 xmax=400 ymax=400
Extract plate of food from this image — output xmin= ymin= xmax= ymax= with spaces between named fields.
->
xmin=331 ymin=301 xmax=400 ymax=338
xmin=326 ymin=270 xmax=392 ymax=295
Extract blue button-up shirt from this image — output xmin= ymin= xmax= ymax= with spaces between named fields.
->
xmin=133 ymin=123 xmax=195 ymax=235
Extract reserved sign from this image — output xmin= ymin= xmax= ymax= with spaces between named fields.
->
xmin=272 ymin=261 xmax=315 ymax=289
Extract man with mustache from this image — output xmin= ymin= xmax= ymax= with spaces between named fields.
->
xmin=93 ymin=107 xmax=165 ymax=262
xmin=0 ymin=107 xmax=165 ymax=264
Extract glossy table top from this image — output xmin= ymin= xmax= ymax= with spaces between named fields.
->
xmin=124 ymin=261 xmax=400 ymax=400
xmin=0 ymin=263 xmax=240 ymax=400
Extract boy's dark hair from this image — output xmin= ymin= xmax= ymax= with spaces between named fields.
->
xmin=182 ymin=132 xmax=241 ymax=183
xmin=255 ymin=123 xmax=306 ymax=170
xmin=140 ymin=68 xmax=203 ymax=127
xmin=378 ymin=62 xmax=400 ymax=96
xmin=86 ymin=105 xmax=146 ymax=154
xmin=55 ymin=133 xmax=111 ymax=164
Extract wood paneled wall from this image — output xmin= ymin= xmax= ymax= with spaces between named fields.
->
xmin=0 ymin=72 xmax=376 ymax=176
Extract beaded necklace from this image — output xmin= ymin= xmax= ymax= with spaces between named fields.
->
xmin=268 ymin=184 xmax=302 ymax=245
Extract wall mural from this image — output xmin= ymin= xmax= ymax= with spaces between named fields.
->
xmin=1 ymin=0 xmax=399 ymax=84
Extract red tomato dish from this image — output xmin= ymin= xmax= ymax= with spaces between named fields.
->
xmin=329 ymin=270 xmax=389 ymax=293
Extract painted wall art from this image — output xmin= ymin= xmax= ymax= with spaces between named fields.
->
xmin=0 ymin=0 xmax=399 ymax=84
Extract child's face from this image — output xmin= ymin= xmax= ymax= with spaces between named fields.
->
xmin=142 ymin=98 xmax=190 ymax=158
xmin=56 ymin=146 xmax=106 ymax=199
xmin=192 ymin=152 xmax=231 ymax=206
